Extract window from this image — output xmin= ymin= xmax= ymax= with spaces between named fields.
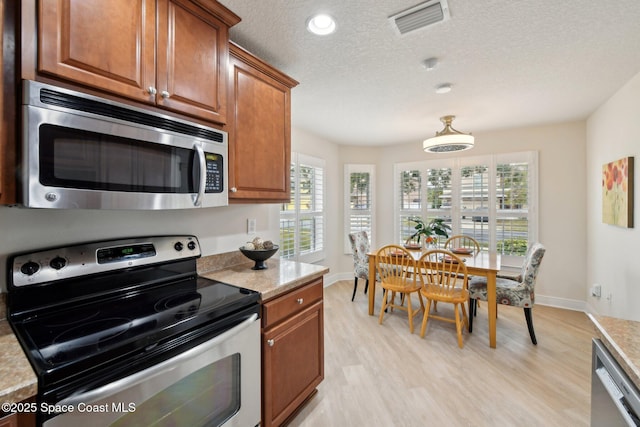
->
xmin=397 ymin=167 xmax=454 ymax=244
xmin=280 ymin=153 xmax=325 ymax=263
xmin=394 ymin=151 xmax=538 ymax=266
xmin=344 ymin=164 xmax=375 ymax=253
xmin=495 ymin=159 xmax=533 ymax=258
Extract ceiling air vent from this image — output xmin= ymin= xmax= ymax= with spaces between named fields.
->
xmin=389 ymin=0 xmax=450 ymax=36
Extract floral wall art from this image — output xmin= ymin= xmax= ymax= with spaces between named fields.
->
xmin=602 ymin=156 xmax=634 ymax=227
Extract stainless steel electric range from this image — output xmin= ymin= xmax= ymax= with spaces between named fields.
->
xmin=7 ymin=235 xmax=261 ymax=427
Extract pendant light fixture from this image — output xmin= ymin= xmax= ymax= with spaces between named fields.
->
xmin=423 ymin=115 xmax=474 ymax=153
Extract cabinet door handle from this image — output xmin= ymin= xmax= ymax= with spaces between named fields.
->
xmin=296 ymin=298 xmax=304 ymax=304
xmin=267 ymin=339 xmax=275 ymax=347
xmin=147 ymin=86 xmax=157 ymax=95
xmin=161 ymin=90 xmax=171 ymax=99
xmin=230 ymin=187 xmax=238 ymax=193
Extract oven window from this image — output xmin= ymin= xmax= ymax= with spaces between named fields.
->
xmin=112 ymin=353 xmax=241 ymax=427
xmin=39 ymin=124 xmax=198 ymax=193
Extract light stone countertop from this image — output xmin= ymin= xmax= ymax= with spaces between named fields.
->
xmin=0 ymin=319 xmax=38 ymax=404
xmin=199 ymin=257 xmax=330 ymax=301
xmin=588 ymin=313 xmax=640 ymax=388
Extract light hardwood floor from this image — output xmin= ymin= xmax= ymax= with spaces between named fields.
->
xmin=288 ymin=280 xmax=593 ymax=427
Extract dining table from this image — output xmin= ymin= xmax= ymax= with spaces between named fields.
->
xmin=367 ymin=247 xmax=501 ymax=348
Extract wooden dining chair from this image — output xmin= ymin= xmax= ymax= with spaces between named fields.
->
xmin=443 ymin=234 xmax=481 ymax=310
xmin=417 ymin=249 xmax=470 ymax=348
xmin=444 ymin=235 xmax=481 ymax=254
xmin=375 ymin=245 xmax=424 ymax=333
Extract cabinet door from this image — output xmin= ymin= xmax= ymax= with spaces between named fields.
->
xmin=262 ymin=301 xmax=324 ymax=427
xmin=228 ymin=45 xmax=298 ymax=202
xmin=0 ymin=412 xmax=17 ymax=427
xmin=39 ymin=0 xmax=156 ymax=103
xmin=156 ymin=0 xmax=228 ymax=124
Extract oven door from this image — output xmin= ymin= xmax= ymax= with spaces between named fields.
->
xmin=43 ymin=314 xmax=260 ymax=427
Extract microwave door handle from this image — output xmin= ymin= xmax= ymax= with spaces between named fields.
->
xmin=55 ymin=313 xmax=258 ymax=408
xmin=192 ymin=143 xmax=206 ymax=207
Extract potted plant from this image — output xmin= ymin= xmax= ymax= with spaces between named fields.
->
xmin=406 ymin=216 xmax=451 ymax=248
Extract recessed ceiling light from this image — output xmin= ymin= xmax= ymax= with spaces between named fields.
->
xmin=435 ymin=83 xmax=452 ymax=94
xmin=306 ymin=14 xmax=336 ymax=35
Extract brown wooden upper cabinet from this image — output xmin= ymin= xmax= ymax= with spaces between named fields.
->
xmin=36 ymin=0 xmax=240 ymax=124
xmin=227 ymin=43 xmax=299 ymax=202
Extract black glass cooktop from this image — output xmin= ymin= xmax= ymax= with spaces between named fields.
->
xmin=10 ymin=275 xmax=259 ymax=383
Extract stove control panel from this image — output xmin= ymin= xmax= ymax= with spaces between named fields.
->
xmin=10 ymin=235 xmax=201 ymax=287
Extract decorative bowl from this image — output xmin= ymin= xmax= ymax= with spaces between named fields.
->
xmin=239 ymin=245 xmax=279 ymax=270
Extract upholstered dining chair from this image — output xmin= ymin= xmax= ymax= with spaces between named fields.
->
xmin=467 ymin=242 xmax=546 ymax=345
xmin=376 ymin=245 xmax=424 ymax=333
xmin=348 ymin=231 xmax=373 ymax=301
xmin=417 ymin=250 xmax=470 ymax=348
xmin=444 ymin=235 xmax=481 ymax=254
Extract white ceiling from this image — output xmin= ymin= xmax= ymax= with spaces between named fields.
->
xmin=219 ymin=0 xmax=640 ymax=146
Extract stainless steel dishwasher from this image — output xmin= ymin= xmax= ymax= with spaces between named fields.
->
xmin=591 ymin=339 xmax=640 ymax=426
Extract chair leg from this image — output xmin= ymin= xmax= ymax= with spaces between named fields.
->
xmin=461 ymin=301 xmax=469 ymax=329
xmin=454 ymin=303 xmax=464 ymax=348
xmin=351 ymin=277 xmax=358 ymax=301
xmin=468 ymin=299 xmax=475 ymax=333
xmin=420 ymin=299 xmax=433 ymax=338
xmin=379 ymin=289 xmax=389 ymax=325
xmin=524 ymin=307 xmax=537 ymax=345
xmin=364 ymin=279 xmax=369 ymax=294
xmin=407 ymin=293 xmax=414 ymax=334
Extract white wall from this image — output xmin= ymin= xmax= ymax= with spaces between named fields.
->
xmin=293 ymin=119 xmax=588 ymax=309
xmin=586 ymin=70 xmax=640 ymax=320
xmin=335 ymin=121 xmax=588 ymax=309
xmin=0 ymin=203 xmax=280 ymax=292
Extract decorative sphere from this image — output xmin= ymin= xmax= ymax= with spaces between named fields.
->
xmin=252 ymin=237 xmax=264 ymax=249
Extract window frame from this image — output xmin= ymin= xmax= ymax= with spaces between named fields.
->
xmin=343 ymin=164 xmax=375 ymax=253
xmin=280 ymin=152 xmax=326 ymax=263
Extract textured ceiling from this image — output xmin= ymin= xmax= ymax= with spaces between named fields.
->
xmin=219 ymin=0 xmax=640 ymax=146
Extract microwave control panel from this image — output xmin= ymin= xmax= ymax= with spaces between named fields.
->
xmin=205 ymin=153 xmax=223 ymax=193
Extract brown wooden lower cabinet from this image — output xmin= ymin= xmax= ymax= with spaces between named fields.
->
xmin=261 ymin=279 xmax=324 ymax=427
xmin=0 ymin=412 xmax=17 ymax=427
xmin=0 ymin=403 xmax=35 ymax=427
xmin=0 ymin=399 xmax=36 ymax=427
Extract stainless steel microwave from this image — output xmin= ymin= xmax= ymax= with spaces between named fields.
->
xmin=22 ymin=80 xmax=228 ymax=210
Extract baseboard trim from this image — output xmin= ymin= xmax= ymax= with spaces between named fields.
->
xmin=535 ymin=294 xmax=586 ymax=312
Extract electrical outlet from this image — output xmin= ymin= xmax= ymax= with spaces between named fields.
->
xmin=247 ymin=218 xmax=256 ymax=234
xmin=591 ymin=284 xmax=602 ymax=298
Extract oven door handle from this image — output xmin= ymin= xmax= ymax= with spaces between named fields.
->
xmin=56 ymin=313 xmax=258 ymax=407
xmin=192 ymin=142 xmax=206 ymax=207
